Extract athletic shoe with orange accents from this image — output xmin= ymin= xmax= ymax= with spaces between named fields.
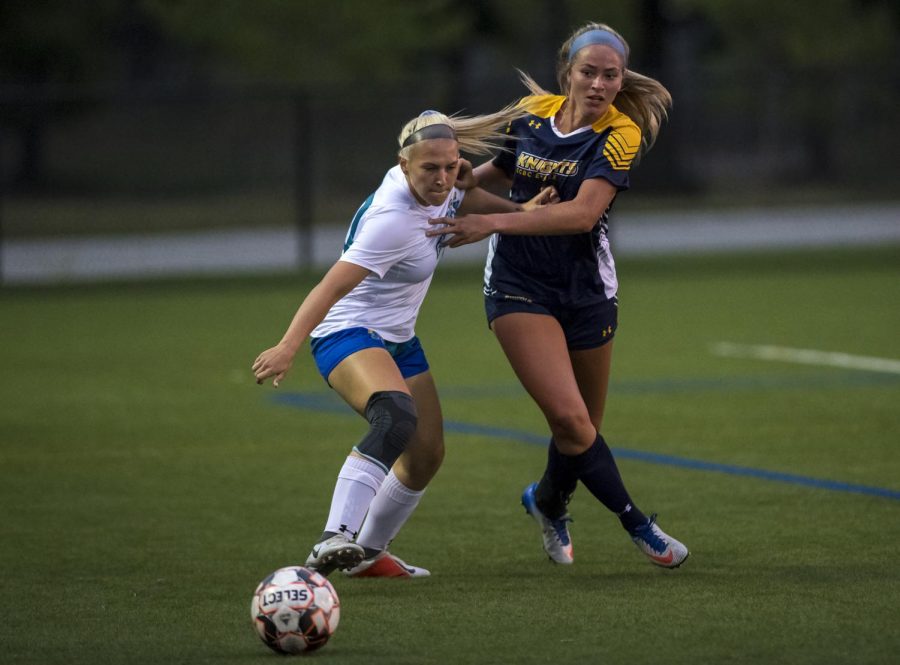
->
xmin=343 ymin=551 xmax=430 ymax=578
xmin=629 ymin=514 xmax=689 ymax=568
xmin=522 ymin=482 xmax=574 ymax=564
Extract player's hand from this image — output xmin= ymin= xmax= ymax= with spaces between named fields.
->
xmin=252 ymin=344 xmax=295 ymax=388
xmin=426 ymin=213 xmax=495 ymax=248
xmin=454 ymin=159 xmax=476 ymax=190
xmin=521 ymin=186 xmax=559 ymax=211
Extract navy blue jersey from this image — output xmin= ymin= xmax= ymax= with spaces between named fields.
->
xmin=485 ymin=95 xmax=641 ymax=307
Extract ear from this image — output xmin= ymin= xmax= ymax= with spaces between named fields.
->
xmin=399 ymin=156 xmax=409 ymax=175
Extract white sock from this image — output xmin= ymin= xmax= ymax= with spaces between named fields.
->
xmin=355 ymin=470 xmax=425 ymax=552
xmin=323 ymin=456 xmax=386 ymax=540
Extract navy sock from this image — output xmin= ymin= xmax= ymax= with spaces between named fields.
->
xmin=535 ymin=439 xmax=578 ymax=519
xmin=566 ymin=434 xmax=647 ymax=531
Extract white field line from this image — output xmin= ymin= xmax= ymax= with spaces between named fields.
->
xmin=710 ymin=342 xmax=900 ymax=375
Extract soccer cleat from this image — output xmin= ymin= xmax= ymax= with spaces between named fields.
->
xmin=629 ymin=514 xmax=689 ymax=568
xmin=304 ymin=534 xmax=365 ymax=577
xmin=521 ymin=482 xmax=574 ymax=565
xmin=343 ymin=551 xmax=431 ymax=578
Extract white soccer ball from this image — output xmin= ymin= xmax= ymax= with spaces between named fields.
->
xmin=250 ymin=566 xmax=341 ymax=654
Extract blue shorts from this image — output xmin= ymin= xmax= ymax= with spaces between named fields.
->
xmin=309 ymin=327 xmax=430 ymax=383
xmin=485 ymin=294 xmax=617 ymax=350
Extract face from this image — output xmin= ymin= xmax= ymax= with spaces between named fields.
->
xmin=400 ymin=138 xmax=461 ymax=207
xmin=566 ymin=44 xmax=624 ymax=121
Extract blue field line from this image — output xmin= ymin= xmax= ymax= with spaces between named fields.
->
xmin=271 ymin=392 xmax=900 ymax=502
xmin=435 ymin=371 xmax=900 ymax=399
xmin=608 ymin=448 xmax=900 ymax=500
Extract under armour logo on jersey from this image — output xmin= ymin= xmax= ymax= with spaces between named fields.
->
xmin=528 ymin=119 xmax=542 ymax=129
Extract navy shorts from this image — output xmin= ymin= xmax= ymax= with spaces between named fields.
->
xmin=485 ymin=294 xmax=618 ymax=350
xmin=309 ymin=327 xmax=430 ymax=382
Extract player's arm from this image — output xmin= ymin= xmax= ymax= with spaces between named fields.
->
xmin=252 ymin=261 xmax=370 ymax=387
xmin=471 ymin=161 xmax=512 ymax=194
xmin=458 ymin=185 xmax=558 ymax=215
xmin=456 ymin=159 xmax=513 ymax=194
xmin=427 ymin=177 xmax=616 ymax=248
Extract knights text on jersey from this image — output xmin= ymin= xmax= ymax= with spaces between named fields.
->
xmin=311 ymin=165 xmax=464 ymax=342
xmin=485 ymin=95 xmax=641 ymax=306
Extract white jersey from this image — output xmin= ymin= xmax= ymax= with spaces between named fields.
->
xmin=311 ymin=165 xmax=464 ymax=343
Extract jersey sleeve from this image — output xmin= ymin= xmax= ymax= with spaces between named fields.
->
xmin=490 ymin=118 xmax=521 ymax=178
xmin=584 ymin=123 xmax=641 ymax=190
xmin=339 ymin=206 xmax=418 ymax=279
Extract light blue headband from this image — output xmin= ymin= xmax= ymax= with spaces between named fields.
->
xmin=567 ymin=29 xmax=627 ymax=62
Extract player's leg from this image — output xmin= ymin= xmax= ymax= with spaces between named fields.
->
xmin=492 ymin=312 xmax=594 ymax=563
xmin=515 ymin=336 xmax=614 ymax=556
xmin=306 ymin=337 xmax=417 ymax=575
xmin=566 ymin=342 xmax=647 ymax=529
xmin=525 ymin=338 xmax=614 ymax=529
xmin=495 ymin=311 xmax=687 ymax=567
xmin=348 ymin=369 xmax=441 ymax=578
xmin=348 ymin=336 xmax=442 ymax=578
xmin=492 ymin=312 xmax=597 ymax=453
xmin=566 ymin=305 xmax=650 ymax=533
xmin=569 ymin=340 xmax=613 ymax=433
xmin=570 ymin=342 xmax=689 ymax=568
xmin=392 ymin=370 xmax=444 ymax=491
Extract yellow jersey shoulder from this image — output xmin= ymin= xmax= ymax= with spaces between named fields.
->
xmin=595 ymin=105 xmax=641 ymax=171
xmin=518 ymin=97 xmax=641 ymax=171
xmin=519 ymin=95 xmax=566 ymax=119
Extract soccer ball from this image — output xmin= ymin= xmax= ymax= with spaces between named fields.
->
xmin=250 ymin=566 xmax=341 ymax=654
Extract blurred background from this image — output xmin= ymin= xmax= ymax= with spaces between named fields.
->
xmin=1 ymin=0 xmax=898 ymax=284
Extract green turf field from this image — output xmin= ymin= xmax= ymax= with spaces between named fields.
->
xmin=1 ymin=248 xmax=898 ymax=664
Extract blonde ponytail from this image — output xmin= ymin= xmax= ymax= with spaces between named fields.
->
xmin=398 ymin=100 xmax=525 ymax=159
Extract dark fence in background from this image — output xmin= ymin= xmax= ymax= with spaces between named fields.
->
xmin=1 ymin=63 xmax=898 ymax=256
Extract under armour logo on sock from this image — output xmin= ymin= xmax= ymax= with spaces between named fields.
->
xmin=338 ymin=524 xmax=359 ymax=539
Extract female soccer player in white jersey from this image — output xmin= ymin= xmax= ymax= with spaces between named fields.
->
xmin=428 ymin=23 xmax=689 ymax=569
xmin=252 ymin=107 xmax=556 ymax=577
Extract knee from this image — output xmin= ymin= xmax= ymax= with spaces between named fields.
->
xmin=546 ymin=410 xmax=595 ymax=454
xmin=354 ymin=391 xmax=418 ymax=470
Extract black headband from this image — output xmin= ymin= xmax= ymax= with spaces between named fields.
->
xmin=401 ymin=123 xmax=457 ymax=148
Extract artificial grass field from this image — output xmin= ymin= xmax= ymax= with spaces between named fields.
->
xmin=1 ymin=247 xmax=898 ymax=664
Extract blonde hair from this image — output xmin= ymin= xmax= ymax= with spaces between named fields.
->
xmin=397 ymin=102 xmax=524 ymax=159
xmin=544 ymin=22 xmax=672 ymax=154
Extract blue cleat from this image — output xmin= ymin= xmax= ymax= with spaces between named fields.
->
xmin=629 ymin=514 xmax=689 ymax=568
xmin=522 ymin=482 xmax=574 ymax=564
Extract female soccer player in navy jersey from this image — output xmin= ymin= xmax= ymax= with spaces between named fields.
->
xmin=252 ymin=107 xmax=556 ymax=578
xmin=428 ymin=22 xmax=689 ymax=568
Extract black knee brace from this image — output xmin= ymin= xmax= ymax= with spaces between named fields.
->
xmin=353 ymin=391 xmax=418 ymax=471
